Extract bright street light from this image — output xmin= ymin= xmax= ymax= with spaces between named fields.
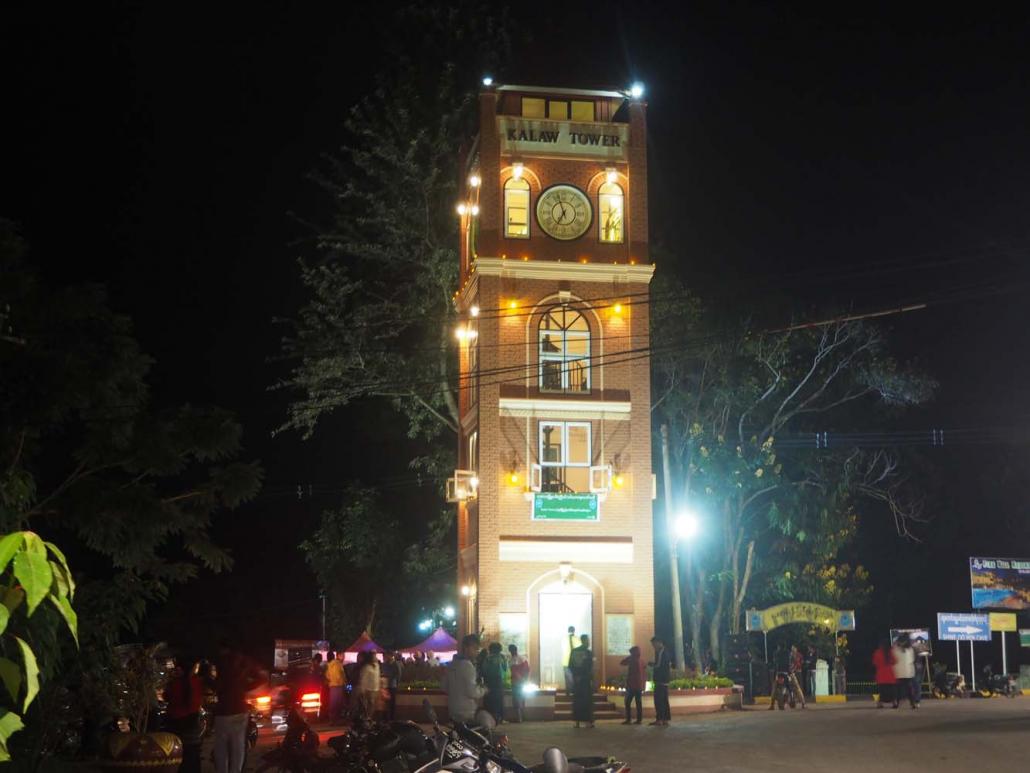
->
xmin=444 ymin=606 xmax=456 ymax=619
xmin=674 ymin=510 xmax=700 ymax=541
xmin=418 ymin=619 xmax=432 ymax=631
xmin=629 ymin=82 xmax=645 ymax=99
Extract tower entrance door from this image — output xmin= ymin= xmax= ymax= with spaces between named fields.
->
xmin=538 ymin=591 xmax=592 ymax=690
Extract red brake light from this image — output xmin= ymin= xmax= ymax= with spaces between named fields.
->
xmin=300 ymin=692 xmax=320 ymax=702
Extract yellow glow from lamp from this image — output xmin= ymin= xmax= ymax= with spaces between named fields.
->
xmin=612 ymin=303 xmax=623 ymax=314
xmin=469 ymin=305 xmax=480 ymax=317
xmin=509 ymin=471 xmax=520 ymax=485
xmin=614 ymin=474 xmax=625 ymax=489
xmin=469 ymin=173 xmax=481 ymax=187
xmin=512 ymin=162 xmax=524 ymax=180
xmin=606 ymin=167 xmax=618 ymax=184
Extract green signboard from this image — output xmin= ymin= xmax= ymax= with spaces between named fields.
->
xmin=532 ymin=493 xmax=599 ymax=521
xmin=1020 ymin=629 xmax=1030 ymax=648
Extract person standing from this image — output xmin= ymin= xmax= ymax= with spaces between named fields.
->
xmin=357 ymin=651 xmax=381 ymax=719
xmin=483 ymin=642 xmax=509 ymax=723
xmin=562 ymin=626 xmax=576 ymax=694
xmin=768 ymin=645 xmax=790 ymax=709
xmin=165 ymin=658 xmax=204 ymax=773
xmin=803 ymin=645 xmax=817 ymax=697
xmin=211 ymin=642 xmax=265 ymax=773
xmin=325 ymin=651 xmax=346 ymax=724
xmin=788 ymin=645 xmax=807 ymax=708
xmin=445 ymin=634 xmax=487 ymax=723
xmin=872 ymin=639 xmax=898 ymax=708
xmin=911 ymin=651 xmax=924 ymax=708
xmin=508 ymin=644 xmax=530 ymax=723
xmin=620 ymin=646 xmax=646 ymax=725
xmin=892 ymin=635 xmax=917 ymax=709
xmin=570 ymin=634 xmax=594 ymax=728
xmin=382 ymin=652 xmax=402 ymax=720
xmin=649 ymin=637 xmax=671 ymax=726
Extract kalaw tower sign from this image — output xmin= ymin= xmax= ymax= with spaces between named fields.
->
xmin=449 ymin=83 xmax=656 ymax=688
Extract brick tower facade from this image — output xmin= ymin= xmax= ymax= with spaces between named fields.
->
xmin=450 ymin=83 xmax=655 ymax=688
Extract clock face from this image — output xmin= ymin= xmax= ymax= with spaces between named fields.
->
xmin=536 ymin=185 xmax=592 ymax=241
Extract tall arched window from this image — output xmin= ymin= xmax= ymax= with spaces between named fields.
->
xmin=539 ymin=305 xmax=590 ymax=393
xmin=504 ymin=177 xmax=530 ymax=238
xmin=598 ymin=181 xmax=624 ymax=243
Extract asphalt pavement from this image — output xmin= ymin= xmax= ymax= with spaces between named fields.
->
xmin=242 ymin=699 xmax=1030 ymax=771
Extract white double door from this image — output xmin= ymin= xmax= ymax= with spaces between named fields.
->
xmin=538 ymin=592 xmax=592 ymax=689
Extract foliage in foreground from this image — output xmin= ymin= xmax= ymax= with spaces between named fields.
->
xmin=0 ymin=533 xmax=77 ymax=762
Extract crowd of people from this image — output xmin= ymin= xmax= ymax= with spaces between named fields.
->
xmin=872 ymin=633 xmax=923 ymax=709
xmin=444 ymin=631 xmax=678 ymax=728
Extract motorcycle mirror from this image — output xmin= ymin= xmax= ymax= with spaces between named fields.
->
xmin=542 ymin=747 xmax=570 ymax=773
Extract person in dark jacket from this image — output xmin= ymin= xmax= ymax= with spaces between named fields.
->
xmin=211 ymin=643 xmax=265 ymax=773
xmin=570 ymin=634 xmax=594 ymax=728
xmin=620 ymin=646 xmax=646 ymax=724
xmin=482 ymin=642 xmax=509 ymax=723
xmin=649 ymin=636 xmax=671 ymax=726
xmin=166 ymin=658 xmax=204 ymax=773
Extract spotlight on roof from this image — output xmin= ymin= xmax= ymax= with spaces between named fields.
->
xmin=482 ymin=76 xmax=494 ymax=87
xmin=629 ymin=82 xmax=645 ymax=99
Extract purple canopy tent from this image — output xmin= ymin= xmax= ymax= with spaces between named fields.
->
xmin=402 ymin=627 xmax=459 ymax=662
xmin=343 ymin=630 xmax=385 ymax=663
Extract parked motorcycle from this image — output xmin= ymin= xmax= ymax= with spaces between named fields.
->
xmin=978 ymin=665 xmax=1018 ymax=698
xmin=930 ymin=664 xmax=965 ymax=699
xmin=772 ymin=672 xmax=797 ymax=710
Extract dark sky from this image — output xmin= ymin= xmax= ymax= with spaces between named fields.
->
xmin=4 ymin=2 xmax=1030 ymax=667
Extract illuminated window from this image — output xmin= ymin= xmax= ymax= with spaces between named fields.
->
xmin=547 ymin=100 xmax=569 ymax=120
xmin=539 ymin=421 xmax=591 ymax=493
xmin=539 ymin=305 xmax=590 ymax=394
xmin=504 ymin=177 xmax=530 ymax=239
xmin=598 ymin=182 xmax=624 ymax=243
xmin=522 ymin=97 xmax=545 ymax=118
xmin=571 ymin=100 xmax=595 ymax=122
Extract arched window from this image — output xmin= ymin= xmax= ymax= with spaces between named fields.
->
xmin=504 ymin=177 xmax=530 ymax=239
xmin=598 ymin=181 xmax=624 ymax=243
xmin=539 ymin=305 xmax=590 ymax=393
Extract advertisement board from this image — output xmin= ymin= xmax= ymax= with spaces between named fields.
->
xmin=890 ymin=628 xmax=932 ymax=656
xmin=989 ymin=612 xmax=1017 ymax=632
xmin=970 ymin=557 xmax=1030 ymax=610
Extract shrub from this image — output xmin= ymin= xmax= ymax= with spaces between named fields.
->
xmin=668 ymin=676 xmax=734 ymax=690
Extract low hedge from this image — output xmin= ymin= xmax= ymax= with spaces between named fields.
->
xmin=400 ymin=680 xmax=443 ymax=690
xmin=668 ymin=676 xmax=734 ymax=689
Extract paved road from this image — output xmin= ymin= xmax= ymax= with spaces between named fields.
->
xmin=501 ymin=700 xmax=1030 ymax=772
xmin=243 ymin=699 xmax=1029 ymax=771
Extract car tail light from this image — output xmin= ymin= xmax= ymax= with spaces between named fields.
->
xmin=300 ymin=692 xmax=321 ymax=710
xmin=255 ymin=696 xmax=271 ymax=706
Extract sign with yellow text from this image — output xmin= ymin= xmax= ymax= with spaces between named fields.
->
xmin=746 ymin=603 xmax=856 ymax=632
xmin=989 ymin=612 xmax=1017 ymax=632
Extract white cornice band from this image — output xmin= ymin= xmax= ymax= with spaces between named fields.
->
xmin=472 ymin=257 xmax=655 ymax=284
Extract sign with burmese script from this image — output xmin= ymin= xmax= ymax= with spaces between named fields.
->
xmin=746 ymin=603 xmax=856 ymax=632
xmin=532 ymin=492 xmax=599 ymax=521
xmin=498 ymin=117 xmax=629 ymax=161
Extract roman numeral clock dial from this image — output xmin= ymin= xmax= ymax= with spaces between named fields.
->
xmin=536 ymin=184 xmax=592 ymax=241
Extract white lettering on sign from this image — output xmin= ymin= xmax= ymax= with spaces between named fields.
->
xmin=498 ymin=118 xmax=629 ymax=161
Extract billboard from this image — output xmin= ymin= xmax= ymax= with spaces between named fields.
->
xmin=890 ymin=628 xmax=932 ymax=656
xmin=970 ymin=557 xmax=1030 ymax=610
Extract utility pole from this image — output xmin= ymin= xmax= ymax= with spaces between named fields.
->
xmin=660 ymin=424 xmax=686 ymax=669
xmin=321 ymin=593 xmax=327 ymax=642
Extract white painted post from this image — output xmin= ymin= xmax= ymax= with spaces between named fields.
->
xmin=1002 ymin=631 xmax=1008 ymax=676
xmin=970 ymin=640 xmax=976 ymax=692
xmin=955 ymin=640 xmax=961 ymax=681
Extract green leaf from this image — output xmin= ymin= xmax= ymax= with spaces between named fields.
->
xmin=13 ymin=551 xmax=52 ymax=615
xmin=2 ymin=587 xmax=25 ymax=615
xmin=0 ymin=604 xmax=8 ymax=636
xmin=13 ymin=638 xmax=38 ymax=712
xmin=0 ymin=708 xmax=25 ymax=762
xmin=44 ymin=542 xmax=75 ymax=599
xmin=21 ymin=532 xmax=45 ymax=557
xmin=49 ymin=560 xmax=70 ymax=598
xmin=49 ymin=595 xmax=78 ymax=646
xmin=0 ymin=658 xmax=22 ymax=704
xmin=0 ymin=534 xmax=23 ymax=575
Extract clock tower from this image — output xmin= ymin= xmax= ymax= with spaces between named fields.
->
xmin=451 ymin=83 xmax=656 ymax=691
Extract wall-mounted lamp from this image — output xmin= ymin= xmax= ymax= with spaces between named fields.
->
xmin=559 ymin=562 xmax=573 ymax=583
xmin=512 ymin=162 xmax=524 ymax=180
xmin=605 ymin=167 xmax=618 ymax=185
xmin=469 ymin=173 xmax=482 ymax=187
xmin=456 ymin=203 xmax=468 ymax=216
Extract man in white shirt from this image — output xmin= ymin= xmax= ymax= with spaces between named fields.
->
xmin=445 ymin=634 xmax=487 ymax=723
xmin=891 ymin=635 xmax=917 ymax=709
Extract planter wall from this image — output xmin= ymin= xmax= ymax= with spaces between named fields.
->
xmin=604 ymin=687 xmax=742 ymax=716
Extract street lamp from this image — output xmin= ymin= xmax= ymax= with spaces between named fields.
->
xmin=674 ymin=510 xmax=700 ymax=541
xmin=444 ymin=606 xmax=456 ymax=620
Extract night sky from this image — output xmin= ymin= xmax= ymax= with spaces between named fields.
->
xmin=5 ymin=2 xmax=1030 ymax=669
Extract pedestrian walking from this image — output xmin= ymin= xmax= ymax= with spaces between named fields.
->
xmin=211 ymin=642 xmax=265 ymax=773
xmin=562 ymin=626 xmax=576 ymax=694
xmin=508 ymin=644 xmax=530 ymax=722
xmin=325 ymin=651 xmax=346 ymax=723
xmin=357 ymin=651 xmax=381 ymax=719
xmin=483 ymin=642 xmax=509 ymax=723
xmin=165 ymin=657 xmax=203 ymax=773
xmin=788 ymin=645 xmax=807 ymax=708
xmin=872 ymin=639 xmax=897 ymax=708
xmin=912 ymin=652 xmax=925 ymax=707
xmin=445 ymin=634 xmax=487 ymax=723
xmin=891 ymin=635 xmax=917 ymax=709
xmin=649 ymin=636 xmax=671 ymax=726
xmin=803 ymin=645 xmax=817 ymax=697
xmin=620 ymin=646 xmax=646 ymax=724
xmin=570 ymin=634 xmax=594 ymax=728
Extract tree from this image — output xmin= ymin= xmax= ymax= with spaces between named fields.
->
xmin=278 ymin=3 xmax=512 ymax=469
xmin=300 ymin=485 xmax=454 ymax=644
xmin=0 ymin=222 xmax=262 ymax=761
xmin=652 ymin=277 xmax=935 ymax=667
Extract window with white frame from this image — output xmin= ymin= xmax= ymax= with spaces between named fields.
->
xmin=539 ymin=421 xmax=591 ymax=493
xmin=504 ymin=177 xmax=530 ymax=238
xmin=539 ymin=305 xmax=590 ymax=393
xmin=598 ymin=181 xmax=624 ymax=243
